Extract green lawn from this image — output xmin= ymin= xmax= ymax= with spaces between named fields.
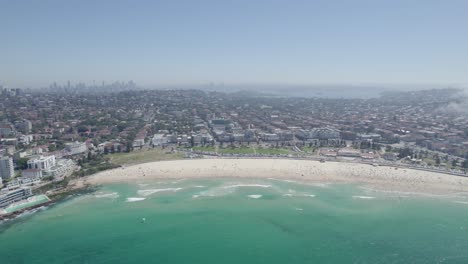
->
xmin=108 ymin=148 xmax=184 ymax=165
xmin=218 ymin=146 xmax=255 ymax=154
xmin=300 ymin=146 xmax=317 ymax=153
xmin=255 ymin=147 xmax=292 ymax=155
xmin=184 ymin=145 xmax=293 ymax=155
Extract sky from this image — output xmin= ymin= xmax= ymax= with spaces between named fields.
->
xmin=1 ymin=0 xmax=468 ymax=88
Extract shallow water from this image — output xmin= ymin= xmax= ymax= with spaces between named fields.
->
xmin=1 ymin=178 xmax=468 ymax=263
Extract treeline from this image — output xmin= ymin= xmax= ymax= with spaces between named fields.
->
xmin=74 ymin=153 xmax=120 ymax=177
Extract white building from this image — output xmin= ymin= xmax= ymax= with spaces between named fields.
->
xmin=297 ymin=128 xmax=341 ymax=140
xmin=0 ymin=157 xmax=14 ymax=179
xmin=43 ymin=159 xmax=77 ymax=179
xmin=133 ymin=138 xmax=145 ymax=148
xmin=337 ymin=148 xmax=361 ymax=157
xmin=311 ymin=127 xmax=341 ymax=140
xmin=190 ymin=133 xmax=214 ymax=146
xmin=15 ymin=119 xmax=32 ymax=134
xmin=21 ymin=119 xmax=32 ymax=133
xmin=0 ymin=124 xmax=15 ymax=137
xmin=259 ymin=133 xmax=279 ymax=141
xmin=152 ymin=134 xmax=169 ymax=146
xmin=65 ymin=141 xmax=87 ymax=155
xmin=17 ymin=177 xmax=41 ymax=186
xmin=6 ymin=176 xmax=41 ymax=189
xmin=27 ymin=155 xmax=56 ymax=170
xmin=18 ymin=135 xmax=33 ymax=145
xmin=358 ymin=133 xmax=382 ymax=141
xmin=22 ymin=169 xmax=43 ymax=179
xmin=0 ymin=187 xmax=32 ymax=209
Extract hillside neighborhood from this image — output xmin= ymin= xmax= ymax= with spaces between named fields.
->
xmin=0 ymin=85 xmax=467 ymax=214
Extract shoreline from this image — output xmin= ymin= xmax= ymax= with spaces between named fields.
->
xmin=74 ymin=158 xmax=468 ymax=195
xmin=0 ymin=185 xmax=97 ymax=222
xmin=3 ymin=158 xmax=467 ymax=223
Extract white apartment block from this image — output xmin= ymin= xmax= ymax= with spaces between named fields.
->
xmin=27 ymin=155 xmax=56 ymax=170
xmin=43 ymin=159 xmax=77 ymax=178
xmin=65 ymin=141 xmax=87 ymax=155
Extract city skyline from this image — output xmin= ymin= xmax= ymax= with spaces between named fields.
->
xmin=1 ymin=0 xmax=468 ymax=88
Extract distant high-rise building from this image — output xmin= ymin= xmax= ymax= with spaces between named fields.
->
xmin=17 ymin=119 xmax=32 ymax=134
xmin=0 ymin=156 xmax=14 ymax=179
xmin=0 ymin=122 xmax=15 ymax=136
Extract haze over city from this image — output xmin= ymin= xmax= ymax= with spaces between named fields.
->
xmin=1 ymin=0 xmax=468 ymax=88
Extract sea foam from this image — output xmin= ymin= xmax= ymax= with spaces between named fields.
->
xmin=247 ymin=194 xmax=262 ymax=199
xmin=453 ymin=201 xmax=468 ymax=205
xmin=222 ymin=184 xmax=271 ymax=189
xmin=137 ymin=188 xmax=182 ymax=196
xmin=95 ymin=192 xmax=119 ymax=199
xmin=283 ymin=194 xmax=315 ymax=198
xmin=126 ymin=197 xmax=146 ymax=202
xmin=283 ymin=189 xmax=315 ymax=198
xmin=352 ymin=196 xmax=376 ymax=199
xmin=192 ymin=183 xmax=270 ymax=199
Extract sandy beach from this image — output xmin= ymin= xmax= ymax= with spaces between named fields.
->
xmin=71 ymin=159 xmax=468 ymax=195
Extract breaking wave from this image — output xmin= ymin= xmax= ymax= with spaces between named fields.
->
xmin=222 ymin=184 xmax=271 ymax=189
xmin=126 ymin=197 xmax=146 ymax=202
xmin=352 ymin=196 xmax=376 ymax=199
xmin=453 ymin=201 xmax=468 ymax=205
xmin=94 ymin=192 xmax=119 ymax=199
xmin=137 ymin=188 xmax=183 ymax=196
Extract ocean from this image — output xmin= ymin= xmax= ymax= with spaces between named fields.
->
xmin=1 ymin=178 xmax=468 ymax=264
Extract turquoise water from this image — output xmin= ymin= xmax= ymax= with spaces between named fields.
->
xmin=1 ymin=178 xmax=468 ymax=263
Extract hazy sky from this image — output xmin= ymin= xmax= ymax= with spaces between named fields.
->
xmin=1 ymin=0 xmax=468 ymax=88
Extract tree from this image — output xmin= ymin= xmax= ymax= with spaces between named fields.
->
xmin=77 ymin=125 xmax=88 ymax=133
xmin=435 ymin=155 xmax=441 ymax=165
xmin=372 ymin=143 xmax=381 ymax=151
xmin=126 ymin=141 xmax=133 ymax=152
xmin=463 ymin=160 xmax=468 ymax=169
xmin=48 ymin=144 xmax=56 ymax=151
xmin=452 ymin=159 xmax=458 ymax=168
xmin=398 ymin=148 xmax=413 ymax=159
xmin=16 ymin=158 xmax=29 ymax=170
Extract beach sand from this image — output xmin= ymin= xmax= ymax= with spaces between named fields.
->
xmin=75 ymin=159 xmax=468 ymax=195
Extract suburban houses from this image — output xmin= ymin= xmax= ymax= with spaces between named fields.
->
xmin=0 ymin=85 xmax=467 ymax=211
